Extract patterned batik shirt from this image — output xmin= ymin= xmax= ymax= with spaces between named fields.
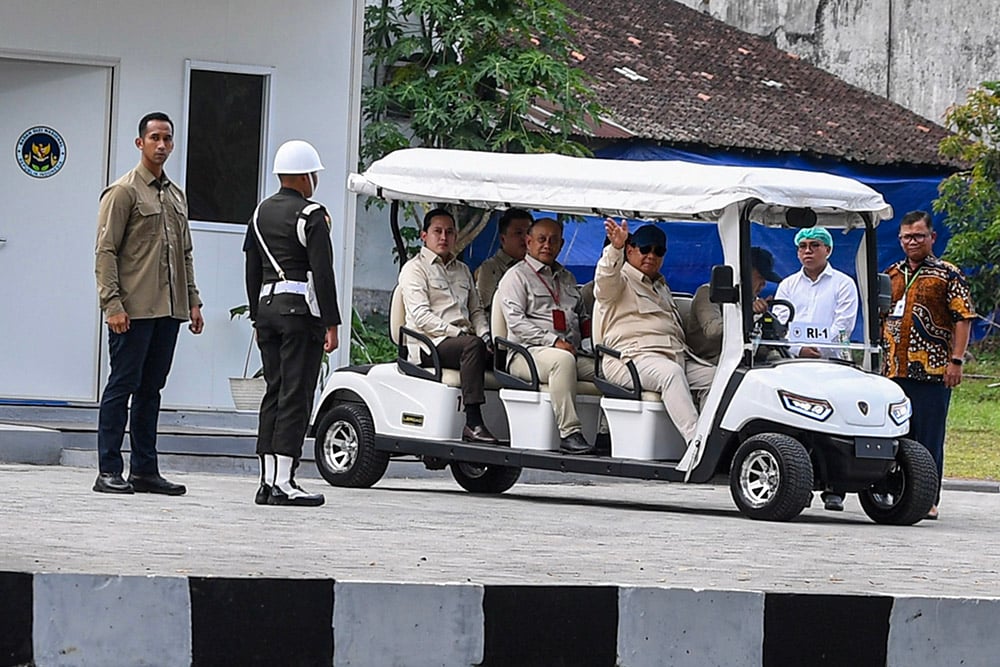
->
xmin=882 ymin=256 xmax=976 ymax=382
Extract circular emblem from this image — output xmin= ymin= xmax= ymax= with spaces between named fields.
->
xmin=16 ymin=126 xmax=67 ymax=178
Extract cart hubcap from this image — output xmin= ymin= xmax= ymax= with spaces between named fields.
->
xmin=740 ymin=449 xmax=781 ymax=508
xmin=322 ymin=420 xmax=359 ymax=473
xmin=871 ymin=462 xmax=905 ymax=508
xmin=457 ymin=462 xmax=488 ymax=479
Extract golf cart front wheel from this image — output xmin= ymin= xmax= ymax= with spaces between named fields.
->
xmin=858 ymin=437 xmax=937 ymax=525
xmin=450 ymin=461 xmax=521 ymax=494
xmin=314 ymin=402 xmax=389 ymax=488
xmin=730 ymin=433 xmax=813 ymax=521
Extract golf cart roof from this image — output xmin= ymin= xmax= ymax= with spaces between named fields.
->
xmin=348 ymin=148 xmax=893 ymax=225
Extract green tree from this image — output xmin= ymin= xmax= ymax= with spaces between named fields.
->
xmin=936 ymin=81 xmax=1000 ymax=323
xmin=362 ymin=0 xmax=605 ymax=253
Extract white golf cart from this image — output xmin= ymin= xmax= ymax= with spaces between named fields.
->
xmin=311 ymin=148 xmax=937 ymax=524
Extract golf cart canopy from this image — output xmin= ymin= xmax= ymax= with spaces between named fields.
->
xmin=348 ymin=148 xmax=893 ymax=226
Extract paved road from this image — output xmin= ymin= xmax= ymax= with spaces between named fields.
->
xmin=3 ymin=463 xmax=999 ymax=598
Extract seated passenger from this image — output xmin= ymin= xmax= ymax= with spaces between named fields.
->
xmin=398 ymin=208 xmax=498 ymax=444
xmin=475 ymin=208 xmax=533 ymax=314
xmin=686 ymin=246 xmax=782 ymax=363
xmin=774 ymin=227 xmax=858 ymax=359
xmin=495 ymin=218 xmax=598 ymax=455
xmin=595 ymin=219 xmax=715 ymax=446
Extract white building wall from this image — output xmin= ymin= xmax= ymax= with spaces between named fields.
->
xmin=673 ymin=0 xmax=1000 ymax=124
xmin=0 ymin=0 xmax=362 ymax=410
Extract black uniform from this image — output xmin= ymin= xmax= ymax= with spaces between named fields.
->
xmin=243 ymin=187 xmax=341 ymax=459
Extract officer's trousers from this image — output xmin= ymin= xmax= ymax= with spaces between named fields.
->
xmin=254 ymin=302 xmax=325 ymax=459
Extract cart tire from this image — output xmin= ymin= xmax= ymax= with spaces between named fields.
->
xmin=450 ymin=461 xmax=521 ymax=494
xmin=314 ymin=403 xmax=389 ymax=488
xmin=730 ymin=433 xmax=813 ymax=521
xmin=858 ymin=438 xmax=937 ymax=525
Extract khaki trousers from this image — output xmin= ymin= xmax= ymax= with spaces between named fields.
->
xmin=603 ymin=352 xmax=715 ymax=441
xmin=510 ymin=347 xmax=596 ymax=438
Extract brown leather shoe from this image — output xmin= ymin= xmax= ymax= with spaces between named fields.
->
xmin=462 ymin=424 xmax=499 ymax=444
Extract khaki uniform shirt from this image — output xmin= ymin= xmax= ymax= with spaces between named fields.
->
xmin=496 ymin=255 xmax=584 ymax=348
xmin=474 ymin=249 xmax=518 ymax=314
xmin=594 ymin=245 xmax=685 ymax=360
xmin=95 ymin=164 xmax=201 ymax=320
xmin=686 ymin=283 xmax=722 ymax=363
xmin=398 ymin=246 xmax=488 ymax=357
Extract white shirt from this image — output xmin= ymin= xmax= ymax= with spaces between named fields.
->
xmin=774 ymin=263 xmax=858 ymax=358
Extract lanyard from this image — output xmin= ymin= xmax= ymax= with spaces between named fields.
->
xmin=531 ymin=266 xmax=561 ymax=306
xmin=902 ymin=264 xmax=923 ymax=293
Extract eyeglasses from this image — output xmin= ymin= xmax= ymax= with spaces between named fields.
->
xmin=796 ymin=241 xmax=825 ymax=251
xmin=633 ymin=244 xmax=666 ymax=257
xmin=899 ymin=233 xmax=929 ymax=243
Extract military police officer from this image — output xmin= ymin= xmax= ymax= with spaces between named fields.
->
xmin=243 ymin=140 xmax=341 ymax=507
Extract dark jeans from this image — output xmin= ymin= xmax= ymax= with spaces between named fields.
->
xmin=893 ymin=377 xmax=951 ymax=503
xmin=421 ymin=334 xmax=487 ymax=406
xmin=97 ymin=317 xmax=180 ymax=475
xmin=255 ymin=304 xmax=325 ymax=459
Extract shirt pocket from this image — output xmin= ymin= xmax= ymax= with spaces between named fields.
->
xmin=635 ymin=292 xmax=663 ymax=315
xmin=132 ymin=201 xmax=164 ymax=240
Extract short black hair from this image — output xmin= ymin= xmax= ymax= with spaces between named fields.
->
xmin=498 ymin=208 xmax=533 ymax=235
xmin=139 ymin=112 xmax=173 ymax=138
xmin=900 ymin=210 xmax=933 ymax=231
xmin=422 ymin=207 xmax=455 ymax=231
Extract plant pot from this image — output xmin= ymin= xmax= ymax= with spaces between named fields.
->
xmin=229 ymin=376 xmax=266 ymax=412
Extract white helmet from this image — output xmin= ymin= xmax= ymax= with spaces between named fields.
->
xmin=272 ymin=140 xmax=325 ymax=174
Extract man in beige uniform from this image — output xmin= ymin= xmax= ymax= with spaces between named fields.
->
xmin=595 ymin=219 xmax=715 ymax=444
xmin=495 ymin=218 xmax=596 ymax=454
xmin=399 ymin=208 xmax=497 ymax=443
xmin=474 ymin=208 xmax=533 ymax=313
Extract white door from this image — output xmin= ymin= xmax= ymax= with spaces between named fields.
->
xmin=0 ymin=58 xmax=111 ymax=402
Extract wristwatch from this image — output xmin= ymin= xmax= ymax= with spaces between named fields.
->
xmin=950 ymin=357 xmax=964 ymax=366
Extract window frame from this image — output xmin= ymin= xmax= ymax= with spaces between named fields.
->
xmin=181 ymin=59 xmax=273 ymax=234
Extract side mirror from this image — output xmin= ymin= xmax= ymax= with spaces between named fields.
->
xmin=709 ymin=265 xmax=739 ymax=303
xmin=877 ymin=272 xmax=892 ymax=315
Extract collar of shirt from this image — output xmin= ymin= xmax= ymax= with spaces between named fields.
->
xmin=277 ymin=186 xmax=307 ymax=200
xmin=523 ymin=254 xmax=565 ymax=277
xmin=418 ymin=244 xmax=457 ymax=268
xmin=621 ymin=260 xmax=665 ymax=287
xmin=136 ymin=163 xmax=171 ymax=190
xmin=798 ymin=262 xmax=836 ymax=284
xmin=494 ymin=249 xmax=518 ymax=267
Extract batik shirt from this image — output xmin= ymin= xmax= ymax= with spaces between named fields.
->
xmin=882 ymin=256 xmax=976 ymax=382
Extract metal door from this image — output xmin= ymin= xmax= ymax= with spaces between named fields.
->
xmin=0 ymin=57 xmax=111 ymax=402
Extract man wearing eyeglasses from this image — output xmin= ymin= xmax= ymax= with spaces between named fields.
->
xmin=774 ymin=226 xmax=858 ymax=511
xmin=593 ymin=220 xmax=715 ymax=447
xmin=883 ymin=210 xmax=976 ymax=521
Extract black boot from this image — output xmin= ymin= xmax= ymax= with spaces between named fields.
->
xmin=268 ymin=455 xmax=325 ymax=507
xmin=255 ymin=454 xmax=274 ymax=505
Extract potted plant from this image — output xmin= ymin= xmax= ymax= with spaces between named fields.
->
xmin=228 ymin=305 xmax=266 ymax=411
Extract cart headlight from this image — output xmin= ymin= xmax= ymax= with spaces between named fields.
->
xmin=778 ymin=390 xmax=833 ymax=421
xmin=888 ymin=399 xmax=911 ymax=426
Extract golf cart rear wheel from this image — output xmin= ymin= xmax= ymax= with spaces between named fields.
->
xmin=858 ymin=438 xmax=937 ymax=525
xmin=450 ymin=461 xmax=521 ymax=494
xmin=730 ymin=433 xmax=813 ymax=521
xmin=314 ymin=402 xmax=389 ymax=488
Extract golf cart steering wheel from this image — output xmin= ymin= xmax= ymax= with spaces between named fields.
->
xmin=755 ymin=299 xmax=796 ymax=362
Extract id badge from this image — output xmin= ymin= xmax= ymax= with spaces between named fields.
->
xmin=552 ymin=309 xmax=567 ymax=332
xmin=890 ymin=297 xmax=906 ymax=318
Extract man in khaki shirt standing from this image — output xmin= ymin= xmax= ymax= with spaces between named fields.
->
xmin=595 ymin=219 xmax=714 ymax=445
xmin=93 ymin=112 xmax=203 ymax=496
xmin=399 ymin=208 xmax=498 ymax=444
xmin=474 ymin=208 xmax=533 ymax=313
xmin=495 ymin=218 xmax=597 ymax=455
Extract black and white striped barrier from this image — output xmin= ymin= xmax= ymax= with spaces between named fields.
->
xmin=2 ymin=572 xmax=997 ymax=666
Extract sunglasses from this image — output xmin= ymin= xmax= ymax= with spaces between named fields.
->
xmin=632 ymin=244 xmax=666 ymax=257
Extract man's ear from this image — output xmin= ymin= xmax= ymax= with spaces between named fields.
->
xmin=134 ymin=137 xmax=142 ymax=149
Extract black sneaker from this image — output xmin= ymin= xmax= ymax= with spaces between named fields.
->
xmin=254 ymin=484 xmax=271 ymax=505
xmin=93 ymin=472 xmax=134 ymax=494
xmin=559 ymin=432 xmax=594 ymax=455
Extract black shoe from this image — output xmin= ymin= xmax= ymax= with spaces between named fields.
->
xmin=254 ymin=484 xmax=271 ymax=505
xmin=822 ymin=492 xmax=844 ymax=512
xmin=559 ymin=432 xmax=594 ymax=455
xmin=593 ymin=432 xmax=612 ymax=456
xmin=93 ymin=472 xmax=134 ymax=494
xmin=128 ymin=473 xmax=186 ymax=496
xmin=268 ymin=484 xmax=325 ymax=507
xmin=463 ymin=424 xmax=499 ymax=444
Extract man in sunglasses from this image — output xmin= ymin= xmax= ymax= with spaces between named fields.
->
xmin=594 ymin=220 xmax=715 ymax=447
xmin=882 ymin=210 xmax=976 ymax=521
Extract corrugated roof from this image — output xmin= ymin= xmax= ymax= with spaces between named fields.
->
xmin=565 ymin=0 xmax=959 ymax=168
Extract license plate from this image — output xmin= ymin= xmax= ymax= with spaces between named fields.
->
xmin=855 ymin=438 xmax=896 ymax=459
